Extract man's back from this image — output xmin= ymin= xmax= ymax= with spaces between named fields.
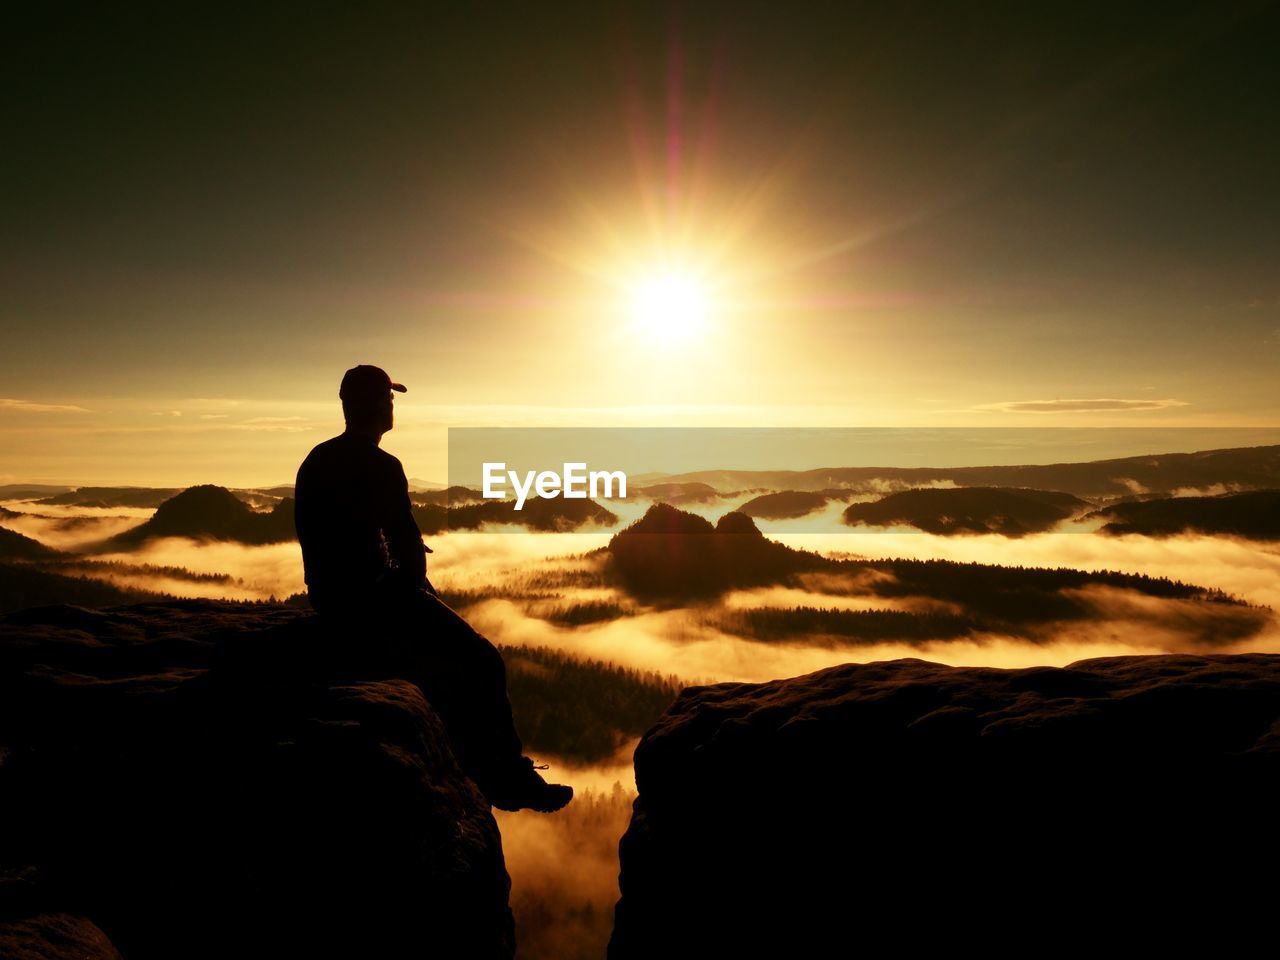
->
xmin=294 ymin=431 xmax=425 ymax=611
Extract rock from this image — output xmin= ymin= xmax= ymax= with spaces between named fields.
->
xmin=610 ymin=655 xmax=1280 ymax=957
xmin=0 ymin=600 xmax=514 ymax=959
xmin=1093 ymin=488 xmax=1280 ymax=540
xmin=734 ymin=489 xmax=834 ymax=520
xmin=105 ymin=485 xmax=295 ymax=546
xmin=605 ymin=504 xmax=826 ymax=601
xmin=843 ymin=486 xmax=1089 ymax=535
xmin=0 ymin=912 xmax=122 ymax=960
xmin=0 ymin=866 xmax=122 ymax=959
xmin=0 ymin=527 xmax=60 ymax=561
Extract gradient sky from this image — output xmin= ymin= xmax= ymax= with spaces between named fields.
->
xmin=3 ymin=2 xmax=1279 ymax=485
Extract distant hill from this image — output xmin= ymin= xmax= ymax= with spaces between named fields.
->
xmin=247 ymin=485 xmax=295 ymax=498
xmin=410 ymin=485 xmax=485 ymax=507
xmin=34 ymin=485 xmax=297 ymax=510
xmin=629 ymin=482 xmax=724 ymax=505
xmin=414 ymin=496 xmax=618 ymax=534
xmin=843 ymin=487 xmax=1090 ymax=536
xmin=646 ymin=444 xmax=1280 ymax=498
xmin=606 ymin=504 xmax=827 ymax=600
xmin=1093 ymin=489 xmax=1280 ymax=539
xmin=736 ymin=490 xmax=843 ymax=519
xmin=106 ymin=486 xmax=296 ymax=546
xmin=0 ymin=561 xmax=165 ymax=614
xmin=0 ymin=484 xmax=75 ymax=501
xmin=36 ymin=486 xmax=182 ymax=508
xmin=0 ymin=526 xmax=60 ymax=560
xmin=600 ymin=505 xmax=1260 ymax=648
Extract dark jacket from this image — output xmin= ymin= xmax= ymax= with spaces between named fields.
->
xmin=294 ymin=431 xmax=427 ymax=613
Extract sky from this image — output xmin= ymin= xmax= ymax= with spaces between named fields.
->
xmin=3 ymin=1 xmax=1279 ymax=486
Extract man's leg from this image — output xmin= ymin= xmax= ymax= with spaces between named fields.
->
xmin=379 ymin=588 xmax=571 ymax=812
xmin=384 ymin=589 xmax=523 ymax=774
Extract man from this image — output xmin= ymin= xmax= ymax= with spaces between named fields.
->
xmin=294 ymin=364 xmax=572 ymax=813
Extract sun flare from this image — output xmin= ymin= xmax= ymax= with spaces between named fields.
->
xmin=627 ymin=272 xmax=710 ymax=341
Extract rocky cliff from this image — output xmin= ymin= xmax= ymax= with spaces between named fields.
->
xmin=610 ymin=655 xmax=1280 ymax=957
xmin=0 ymin=600 xmax=514 ymax=959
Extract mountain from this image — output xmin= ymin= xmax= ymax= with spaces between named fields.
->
xmin=410 ymin=485 xmax=486 ymax=507
xmin=600 ymin=506 xmax=1263 ymax=646
xmin=34 ymin=485 xmax=299 ymax=510
xmin=0 ymin=484 xmax=75 ymax=500
xmin=843 ymin=486 xmax=1090 ymax=535
xmin=0 ymin=562 xmax=164 ymax=615
xmin=1092 ymin=489 xmax=1280 ymax=539
xmin=35 ymin=486 xmax=183 ymax=508
xmin=245 ymin=485 xmax=295 ymax=498
xmin=643 ymin=444 xmax=1280 ymax=498
xmin=0 ymin=526 xmax=60 ymax=560
xmin=610 ymin=654 xmax=1280 ymax=957
xmin=605 ymin=504 xmax=827 ymax=600
xmin=414 ymin=496 xmax=618 ymax=534
xmin=106 ymin=486 xmax=296 ymax=546
xmin=735 ymin=490 xmax=840 ymax=519
xmin=628 ymin=482 xmax=724 ymax=505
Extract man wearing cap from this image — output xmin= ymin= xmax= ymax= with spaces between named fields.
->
xmin=294 ymin=365 xmax=573 ymax=813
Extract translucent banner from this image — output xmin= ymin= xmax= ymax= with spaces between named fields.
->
xmin=431 ymin=427 xmax=1280 ymax=534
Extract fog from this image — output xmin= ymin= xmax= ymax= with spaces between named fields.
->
xmin=0 ymin=500 xmax=156 ymax=520
xmin=7 ymin=502 xmax=1277 ymax=674
xmin=92 ymin=538 xmax=307 ymax=600
xmin=0 ymin=500 xmax=149 ymax=551
xmin=772 ymin=529 xmax=1280 ymax=610
xmin=497 ymin=778 xmax=634 ymax=960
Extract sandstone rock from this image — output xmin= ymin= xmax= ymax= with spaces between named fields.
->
xmin=0 ymin=912 xmax=122 ymax=960
xmin=0 ymin=600 xmax=514 ymax=959
xmin=610 ymin=655 xmax=1280 ymax=957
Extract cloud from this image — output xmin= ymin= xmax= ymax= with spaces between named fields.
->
xmin=19 ymin=503 xmax=1280 ymax=676
xmin=230 ymin=416 xmax=312 ymax=432
xmin=496 ymin=769 xmax=634 ymax=960
xmin=94 ymin=538 xmax=307 ymax=600
xmin=973 ymin=398 xmax=1189 ymax=413
xmin=1170 ymin=483 xmax=1245 ymax=497
xmin=0 ymin=398 xmax=90 ymax=413
xmin=0 ymin=508 xmax=151 ymax=550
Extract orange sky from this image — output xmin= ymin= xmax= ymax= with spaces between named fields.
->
xmin=4 ymin=5 xmax=1279 ymax=485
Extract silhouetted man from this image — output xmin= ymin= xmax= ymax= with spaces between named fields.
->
xmin=294 ymin=364 xmax=572 ymax=813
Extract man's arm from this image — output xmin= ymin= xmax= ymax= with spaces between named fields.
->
xmin=382 ymin=455 xmax=427 ymax=587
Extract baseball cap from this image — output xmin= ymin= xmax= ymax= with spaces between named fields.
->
xmin=339 ymin=365 xmax=407 ymax=401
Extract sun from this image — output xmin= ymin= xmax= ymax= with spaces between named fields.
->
xmin=627 ymin=272 xmax=710 ymax=341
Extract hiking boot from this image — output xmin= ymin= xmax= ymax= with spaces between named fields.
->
xmin=484 ymin=757 xmax=574 ymax=813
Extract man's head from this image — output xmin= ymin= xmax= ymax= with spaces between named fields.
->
xmin=340 ymin=365 xmax=406 ymax=436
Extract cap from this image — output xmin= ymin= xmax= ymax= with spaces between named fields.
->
xmin=339 ymin=365 xmax=407 ymax=401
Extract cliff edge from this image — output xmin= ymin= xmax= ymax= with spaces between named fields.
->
xmin=0 ymin=600 xmax=514 ymax=959
xmin=610 ymin=655 xmax=1280 ymax=957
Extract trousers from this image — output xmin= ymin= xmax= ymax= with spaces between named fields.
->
xmin=309 ymin=585 xmax=524 ymax=786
